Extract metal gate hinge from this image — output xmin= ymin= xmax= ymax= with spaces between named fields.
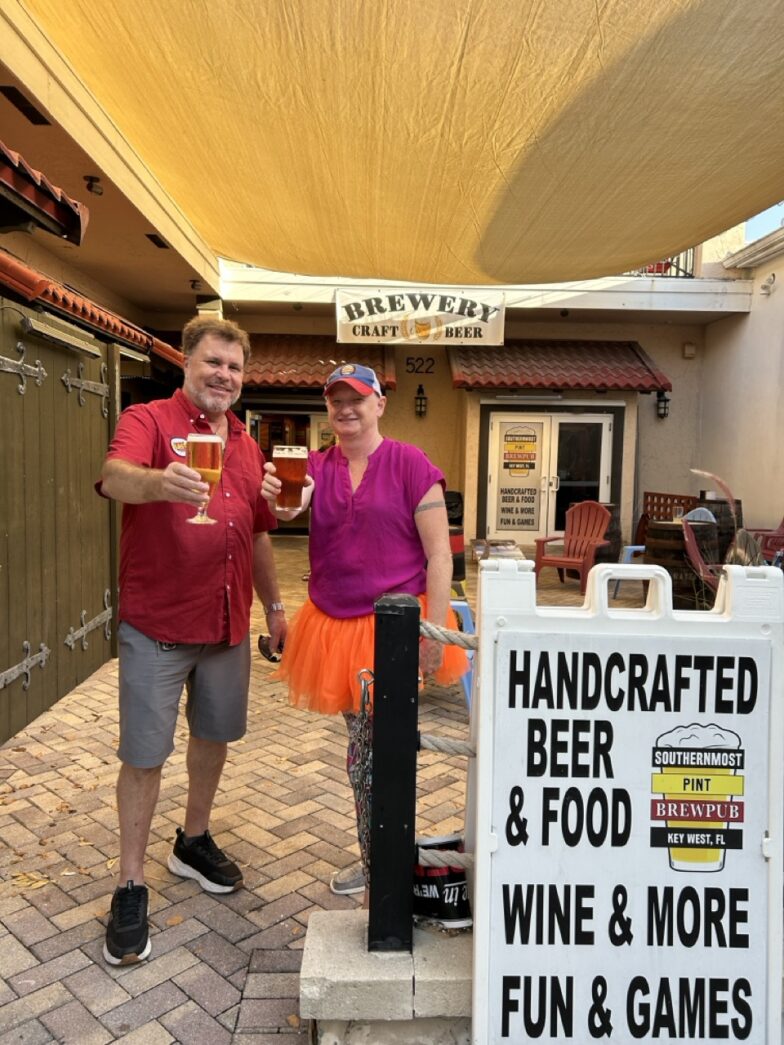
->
xmin=64 ymin=590 xmax=112 ymax=651
xmin=61 ymin=361 xmax=109 ymax=417
xmin=0 ymin=341 xmax=47 ymax=394
xmin=0 ymin=641 xmax=51 ymax=690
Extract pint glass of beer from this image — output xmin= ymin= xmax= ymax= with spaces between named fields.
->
xmin=272 ymin=446 xmax=308 ymax=509
xmin=186 ymin=433 xmax=223 ymax=525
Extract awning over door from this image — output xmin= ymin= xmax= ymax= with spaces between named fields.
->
xmin=0 ymin=139 xmax=88 ymax=244
xmin=448 ymin=340 xmax=671 ymax=392
xmin=244 ymin=336 xmax=397 ymax=390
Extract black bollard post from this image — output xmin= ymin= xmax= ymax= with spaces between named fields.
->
xmin=368 ymin=593 xmax=420 ymax=952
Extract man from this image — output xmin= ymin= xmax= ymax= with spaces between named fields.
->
xmin=261 ymin=363 xmax=466 ymax=897
xmin=98 ymin=315 xmax=286 ymax=964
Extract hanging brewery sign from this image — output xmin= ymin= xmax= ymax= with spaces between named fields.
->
xmin=335 ymin=288 xmax=505 ymax=344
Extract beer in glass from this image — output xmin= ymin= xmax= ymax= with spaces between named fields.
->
xmin=186 ymin=433 xmax=223 ymax=525
xmin=272 ymin=445 xmax=308 ymax=509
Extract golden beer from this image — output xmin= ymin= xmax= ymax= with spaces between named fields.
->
xmin=186 ymin=434 xmax=223 ymax=524
xmin=272 ymin=445 xmax=308 ymax=509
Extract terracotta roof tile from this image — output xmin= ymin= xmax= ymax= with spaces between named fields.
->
xmin=244 ymin=335 xmax=396 ymax=389
xmin=0 ymin=249 xmax=181 ymax=366
xmin=448 ymin=340 xmax=671 ymax=392
xmin=0 ymin=140 xmax=89 ymax=244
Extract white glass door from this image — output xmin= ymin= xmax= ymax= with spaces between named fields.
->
xmin=487 ymin=413 xmax=612 ymax=541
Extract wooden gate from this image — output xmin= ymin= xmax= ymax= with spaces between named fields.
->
xmin=0 ymin=300 xmax=118 ymax=743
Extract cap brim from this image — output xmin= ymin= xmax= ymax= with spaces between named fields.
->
xmin=325 ymin=377 xmax=375 ymax=396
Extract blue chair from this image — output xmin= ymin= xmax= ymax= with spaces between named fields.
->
xmin=683 ymin=506 xmax=717 ymax=523
xmin=612 ymin=511 xmax=649 ymax=598
xmin=450 ymin=599 xmax=475 ymax=710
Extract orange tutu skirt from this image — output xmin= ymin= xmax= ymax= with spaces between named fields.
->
xmin=276 ymin=596 xmax=469 ymax=715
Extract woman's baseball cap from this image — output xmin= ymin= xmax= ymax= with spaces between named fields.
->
xmin=324 ymin=363 xmax=382 ymax=397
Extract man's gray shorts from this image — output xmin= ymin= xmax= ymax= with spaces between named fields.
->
xmin=118 ymin=621 xmax=250 ymax=768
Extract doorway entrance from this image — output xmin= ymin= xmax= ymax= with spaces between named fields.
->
xmin=487 ymin=413 xmax=613 ymax=541
xmin=245 ymin=409 xmax=333 ymax=455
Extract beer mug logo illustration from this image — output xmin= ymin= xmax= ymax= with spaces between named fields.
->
xmin=399 ymin=313 xmax=443 ymax=342
xmin=650 ymin=723 xmax=744 ymax=872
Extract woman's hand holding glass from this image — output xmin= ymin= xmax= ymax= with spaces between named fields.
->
xmin=261 ymin=461 xmax=314 ymax=517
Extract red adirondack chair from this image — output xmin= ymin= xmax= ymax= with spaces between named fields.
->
xmin=751 ymin=517 xmax=784 ymax=561
xmin=682 ymin=519 xmax=721 ymax=593
xmin=534 ymin=501 xmax=611 ymax=595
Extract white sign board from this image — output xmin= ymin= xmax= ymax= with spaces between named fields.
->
xmin=471 ymin=561 xmax=784 ymax=1044
xmin=335 ymin=287 xmax=505 ymax=344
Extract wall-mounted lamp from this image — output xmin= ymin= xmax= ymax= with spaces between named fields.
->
xmin=83 ymin=175 xmax=103 ymax=196
xmin=415 ymin=384 xmax=428 ymax=418
xmin=656 ymin=390 xmax=671 ymax=420
xmin=760 ymin=273 xmax=776 ymax=295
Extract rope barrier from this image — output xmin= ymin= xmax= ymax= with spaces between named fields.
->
xmin=419 ymin=619 xmax=478 ymax=650
xmin=419 ymin=732 xmax=475 ymax=757
xmin=416 ymin=847 xmax=475 ymax=869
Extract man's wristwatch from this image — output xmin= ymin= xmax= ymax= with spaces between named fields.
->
xmin=266 ymin=602 xmax=285 ymax=614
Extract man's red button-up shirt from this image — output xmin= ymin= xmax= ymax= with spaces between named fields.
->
xmin=100 ymin=389 xmax=276 ymax=645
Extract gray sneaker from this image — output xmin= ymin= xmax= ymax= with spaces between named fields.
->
xmin=329 ymin=863 xmax=365 ymax=895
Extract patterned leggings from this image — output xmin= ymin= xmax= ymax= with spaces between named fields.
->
xmin=344 ymin=711 xmax=372 ymax=883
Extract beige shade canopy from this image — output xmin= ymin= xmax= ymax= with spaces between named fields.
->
xmin=19 ymin=0 xmax=784 ymax=285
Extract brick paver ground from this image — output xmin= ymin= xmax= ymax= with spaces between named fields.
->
xmin=0 ymin=537 xmax=644 ymax=1041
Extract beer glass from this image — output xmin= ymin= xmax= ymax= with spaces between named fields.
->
xmin=272 ymin=445 xmax=308 ymax=509
xmin=186 ymin=434 xmax=223 ymax=525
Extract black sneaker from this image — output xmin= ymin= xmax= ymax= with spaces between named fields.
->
xmin=167 ymin=828 xmax=243 ymax=893
xmin=103 ymin=880 xmax=151 ymax=965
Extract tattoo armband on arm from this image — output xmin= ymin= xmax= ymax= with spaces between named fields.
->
xmin=414 ymin=500 xmax=447 ymax=515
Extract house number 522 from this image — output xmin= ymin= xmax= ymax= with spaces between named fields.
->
xmin=405 ymin=357 xmax=435 ymax=374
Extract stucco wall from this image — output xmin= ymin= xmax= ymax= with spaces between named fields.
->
xmin=382 ymin=345 xmax=465 ymax=494
xmin=701 ymin=259 xmax=784 ymax=530
xmin=3 ymin=232 xmax=147 ymax=324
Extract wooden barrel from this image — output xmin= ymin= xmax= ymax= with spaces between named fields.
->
xmin=697 ymin=497 xmax=743 ymax=561
xmin=644 ymin=520 xmax=719 ymax=609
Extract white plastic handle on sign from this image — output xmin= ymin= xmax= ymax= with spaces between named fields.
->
xmin=587 ymin=562 xmax=675 ymax=616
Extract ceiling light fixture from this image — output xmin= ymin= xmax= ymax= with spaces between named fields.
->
xmin=83 ymin=175 xmax=103 ymax=196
